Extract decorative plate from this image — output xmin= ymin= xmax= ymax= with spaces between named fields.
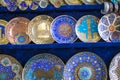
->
xmin=22 ymin=53 xmax=65 ymax=80
xmin=7 ymin=3 xmax=17 ymax=12
xmin=81 ymin=0 xmax=96 ymax=4
xmin=39 ymin=0 xmax=49 ymax=8
xmin=65 ymin=0 xmax=82 ymax=5
xmin=76 ymin=15 xmax=101 ymax=42
xmin=0 ymin=20 xmax=9 ymax=44
xmin=18 ymin=1 xmax=28 ymax=11
xmin=0 ymin=54 xmax=23 ymax=80
xmin=5 ymin=17 xmax=31 ymax=44
xmin=109 ymin=52 xmax=120 ymax=80
xmin=111 ymin=0 xmax=120 ymax=3
xmin=98 ymin=13 xmax=120 ymax=42
xmin=0 ymin=0 xmax=6 ymax=6
xmin=50 ymin=15 xmax=77 ymax=43
xmin=49 ymin=0 xmax=65 ymax=8
xmin=64 ymin=52 xmax=107 ymax=80
xmin=96 ymin=0 xmax=104 ymax=4
xmin=29 ymin=1 xmax=38 ymax=10
xmin=28 ymin=15 xmax=54 ymax=44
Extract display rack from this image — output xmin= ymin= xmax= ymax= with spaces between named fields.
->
xmin=0 ymin=4 xmax=120 ymax=80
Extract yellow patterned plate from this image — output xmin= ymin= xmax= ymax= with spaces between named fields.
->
xmin=0 ymin=20 xmax=9 ymax=44
xmin=28 ymin=15 xmax=54 ymax=44
xmin=0 ymin=54 xmax=23 ymax=80
xmin=65 ymin=0 xmax=82 ymax=5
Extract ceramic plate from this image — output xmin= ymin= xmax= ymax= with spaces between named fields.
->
xmin=50 ymin=15 xmax=77 ymax=43
xmin=5 ymin=17 xmax=31 ymax=44
xmin=65 ymin=0 xmax=82 ymax=5
xmin=96 ymin=0 xmax=104 ymax=4
xmin=81 ymin=0 xmax=96 ymax=4
xmin=29 ymin=1 xmax=38 ymax=10
xmin=39 ymin=0 xmax=49 ymax=8
xmin=22 ymin=53 xmax=65 ymax=80
xmin=18 ymin=1 xmax=28 ymax=11
xmin=64 ymin=52 xmax=107 ymax=80
xmin=76 ymin=15 xmax=101 ymax=42
xmin=0 ymin=54 xmax=22 ymax=80
xmin=111 ymin=0 xmax=120 ymax=3
xmin=0 ymin=20 xmax=9 ymax=44
xmin=28 ymin=15 xmax=54 ymax=44
xmin=49 ymin=0 xmax=64 ymax=8
xmin=109 ymin=52 xmax=120 ymax=80
xmin=98 ymin=13 xmax=120 ymax=42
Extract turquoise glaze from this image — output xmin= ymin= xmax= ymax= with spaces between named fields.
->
xmin=76 ymin=15 xmax=100 ymax=42
xmin=77 ymin=16 xmax=98 ymax=39
xmin=79 ymin=67 xmax=92 ymax=80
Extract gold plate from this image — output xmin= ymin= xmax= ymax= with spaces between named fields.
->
xmin=5 ymin=17 xmax=31 ymax=45
xmin=28 ymin=15 xmax=54 ymax=44
xmin=0 ymin=20 xmax=9 ymax=44
xmin=65 ymin=0 xmax=82 ymax=5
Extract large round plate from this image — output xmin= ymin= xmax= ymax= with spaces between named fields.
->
xmin=0 ymin=54 xmax=23 ymax=80
xmin=0 ymin=20 xmax=9 ymax=44
xmin=109 ymin=52 xmax=120 ymax=80
xmin=64 ymin=52 xmax=107 ymax=80
xmin=5 ymin=17 xmax=31 ymax=44
xmin=76 ymin=15 xmax=101 ymax=42
xmin=65 ymin=0 xmax=82 ymax=5
xmin=28 ymin=15 xmax=54 ymax=44
xmin=98 ymin=13 xmax=120 ymax=42
xmin=22 ymin=53 xmax=65 ymax=80
xmin=50 ymin=15 xmax=77 ymax=43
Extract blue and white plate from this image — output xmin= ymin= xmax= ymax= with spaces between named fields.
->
xmin=0 ymin=54 xmax=22 ymax=80
xmin=22 ymin=53 xmax=65 ymax=80
xmin=98 ymin=13 xmax=120 ymax=42
xmin=64 ymin=52 xmax=107 ymax=80
xmin=76 ymin=15 xmax=100 ymax=42
xmin=109 ymin=52 xmax=120 ymax=80
xmin=50 ymin=15 xmax=77 ymax=43
xmin=18 ymin=1 xmax=28 ymax=11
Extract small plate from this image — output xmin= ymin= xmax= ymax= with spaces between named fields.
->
xmin=98 ymin=13 xmax=120 ymax=42
xmin=50 ymin=15 xmax=77 ymax=43
xmin=81 ymin=0 xmax=96 ymax=4
xmin=18 ymin=1 xmax=28 ymax=11
xmin=0 ymin=54 xmax=23 ymax=80
xmin=76 ymin=15 xmax=101 ymax=42
xmin=96 ymin=0 xmax=104 ymax=4
xmin=111 ymin=0 xmax=119 ymax=3
xmin=65 ymin=0 xmax=82 ymax=5
xmin=109 ymin=52 xmax=120 ymax=80
xmin=64 ymin=52 xmax=107 ymax=80
xmin=49 ymin=0 xmax=65 ymax=8
xmin=39 ymin=0 xmax=49 ymax=8
xmin=5 ymin=17 xmax=31 ymax=45
xmin=0 ymin=20 xmax=9 ymax=44
xmin=28 ymin=15 xmax=54 ymax=44
xmin=22 ymin=53 xmax=65 ymax=80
